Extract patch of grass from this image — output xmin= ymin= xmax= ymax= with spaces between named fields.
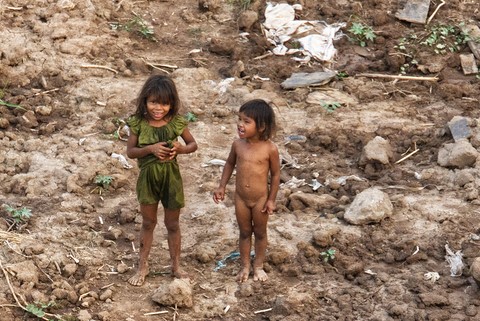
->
xmin=336 ymin=71 xmax=349 ymax=80
xmin=321 ymin=101 xmax=342 ymax=113
xmin=348 ymin=22 xmax=376 ymax=47
xmin=111 ymin=15 xmax=157 ymax=42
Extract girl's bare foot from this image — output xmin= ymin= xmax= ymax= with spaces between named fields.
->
xmin=236 ymin=266 xmax=250 ymax=283
xmin=253 ymin=267 xmax=268 ymax=282
xmin=172 ymin=268 xmax=190 ymax=279
xmin=128 ymin=265 xmax=149 ymax=286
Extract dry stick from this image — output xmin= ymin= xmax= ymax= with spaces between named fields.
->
xmin=34 ymin=88 xmax=59 ymax=96
xmin=427 ymin=0 xmax=446 ymax=25
xmin=253 ymin=52 xmax=274 ymax=60
xmin=254 ymin=307 xmax=273 ymax=314
xmin=80 ymin=64 xmax=118 ymax=74
xmin=144 ymin=311 xmax=168 ymax=316
xmin=356 ymin=73 xmax=439 ymax=82
xmin=395 ymin=149 xmax=420 ymax=164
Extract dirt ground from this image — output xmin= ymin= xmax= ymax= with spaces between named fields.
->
xmin=1 ymin=0 xmax=480 ymax=320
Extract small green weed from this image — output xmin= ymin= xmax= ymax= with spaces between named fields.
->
xmin=3 ymin=204 xmax=32 ymax=224
xmin=92 ymin=175 xmax=113 ymax=195
xmin=185 ymin=112 xmax=198 ymax=122
xmin=321 ymin=101 xmax=342 ymax=113
xmin=421 ymin=23 xmax=472 ymax=54
xmin=320 ymin=249 xmax=336 ymax=263
xmin=26 ymin=301 xmax=58 ymax=320
xmin=348 ymin=22 xmax=376 ymax=47
xmin=336 ymin=71 xmax=349 ymax=80
xmin=111 ymin=15 xmax=157 ymax=42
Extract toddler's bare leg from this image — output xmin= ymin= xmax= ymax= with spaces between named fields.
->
xmin=235 ymin=198 xmax=253 ymax=283
xmin=164 ymin=208 xmax=189 ymax=279
xmin=252 ymin=201 xmax=269 ymax=282
xmin=128 ymin=203 xmax=158 ymax=286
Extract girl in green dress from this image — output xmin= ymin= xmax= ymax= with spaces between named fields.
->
xmin=126 ymin=74 xmax=198 ymax=286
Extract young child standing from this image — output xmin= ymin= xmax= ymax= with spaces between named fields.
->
xmin=126 ymin=74 xmax=197 ymax=286
xmin=213 ymin=99 xmax=280 ymax=282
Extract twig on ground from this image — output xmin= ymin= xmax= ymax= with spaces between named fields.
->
xmin=253 ymin=52 xmax=273 ymax=60
xmin=395 ymin=148 xmax=420 ymax=164
xmin=144 ymin=310 xmax=168 ymax=316
xmin=80 ymin=64 xmax=118 ymax=74
xmin=427 ymin=0 xmax=446 ymax=25
xmin=254 ymin=307 xmax=273 ymax=314
xmin=34 ymin=88 xmax=59 ymax=96
xmin=356 ymin=73 xmax=439 ymax=82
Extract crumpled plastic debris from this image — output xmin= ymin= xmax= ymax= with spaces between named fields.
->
xmin=424 ymin=272 xmax=440 ymax=282
xmin=111 ymin=153 xmax=133 ymax=169
xmin=214 ymin=251 xmax=254 ymax=272
xmin=308 ymin=179 xmax=323 ymax=191
xmin=262 ymin=2 xmax=345 ymax=62
xmin=281 ymin=176 xmax=307 ymax=189
xmin=202 ymin=159 xmax=226 ymax=167
xmin=445 ymin=243 xmax=464 ymax=277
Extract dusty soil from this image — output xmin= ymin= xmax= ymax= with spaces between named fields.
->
xmin=1 ymin=0 xmax=480 ymax=320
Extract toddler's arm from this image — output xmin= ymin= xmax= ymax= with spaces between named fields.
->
xmin=213 ymin=144 xmax=236 ymax=203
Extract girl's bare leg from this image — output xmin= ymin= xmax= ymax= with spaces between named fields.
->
xmin=252 ymin=201 xmax=269 ymax=282
xmin=235 ymin=199 xmax=253 ymax=283
xmin=164 ymin=208 xmax=188 ymax=278
xmin=128 ymin=203 xmax=158 ymax=286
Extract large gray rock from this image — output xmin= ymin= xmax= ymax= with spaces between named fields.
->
xmin=344 ymin=188 xmax=393 ymax=225
xmin=437 ymin=140 xmax=478 ymax=169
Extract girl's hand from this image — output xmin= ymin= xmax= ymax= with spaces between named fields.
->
xmin=151 ymin=142 xmax=171 ymax=160
xmin=168 ymin=141 xmax=183 ymax=159
xmin=261 ymin=200 xmax=276 ymax=215
xmin=213 ymin=187 xmax=225 ymax=203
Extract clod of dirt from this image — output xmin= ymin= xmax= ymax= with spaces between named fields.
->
xmin=344 ymin=188 xmax=393 ymax=225
xmin=152 ymin=278 xmax=193 ymax=308
xmin=470 ymin=257 xmax=480 ymax=283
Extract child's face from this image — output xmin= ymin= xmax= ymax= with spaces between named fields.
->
xmin=237 ymin=112 xmax=259 ymax=139
xmin=146 ymin=96 xmax=171 ymax=121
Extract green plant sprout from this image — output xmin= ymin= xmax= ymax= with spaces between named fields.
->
xmin=336 ymin=71 xmax=349 ymax=80
xmin=227 ymin=0 xmax=252 ymax=10
xmin=185 ymin=112 xmax=198 ymax=122
xmin=92 ymin=175 xmax=113 ymax=195
xmin=111 ymin=15 xmax=157 ymax=42
xmin=320 ymin=249 xmax=336 ymax=263
xmin=321 ymin=101 xmax=342 ymax=113
xmin=0 ymin=99 xmax=26 ymax=111
xmin=421 ymin=23 xmax=472 ymax=54
xmin=348 ymin=22 xmax=376 ymax=47
xmin=3 ymin=204 xmax=32 ymax=224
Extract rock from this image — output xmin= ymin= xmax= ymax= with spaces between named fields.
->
xmin=195 ymin=245 xmax=217 ymax=263
xmin=288 ymin=192 xmax=338 ymax=211
xmin=151 ymin=279 xmax=193 ymax=308
xmin=198 ymin=0 xmax=220 ymax=12
xmin=238 ymin=10 xmax=258 ymax=30
xmin=35 ymin=105 xmax=52 ymax=116
xmin=312 ymin=226 xmax=340 ymax=247
xmin=460 ymin=54 xmax=478 ymax=75
xmin=63 ymin=263 xmax=78 ymax=277
xmin=19 ymin=110 xmax=38 ymax=128
xmin=100 ymin=289 xmax=113 ymax=301
xmin=344 ymin=188 xmax=393 ymax=225
xmin=418 ymin=292 xmax=449 ymax=306
xmin=359 ymin=136 xmax=394 ymax=166
xmin=281 ymin=71 xmax=336 ymax=89
xmin=6 ymin=260 xmax=39 ymax=284
xmin=77 ymin=310 xmax=92 ymax=321
xmin=448 ymin=116 xmax=472 ymax=142
xmin=470 ymin=257 xmax=480 ymax=282
xmin=437 ymin=140 xmax=478 ymax=168
xmin=395 ymin=0 xmax=431 ymax=24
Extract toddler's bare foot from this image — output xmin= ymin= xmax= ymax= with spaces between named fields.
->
xmin=253 ymin=267 xmax=268 ymax=282
xmin=128 ymin=265 xmax=149 ymax=286
xmin=236 ymin=266 xmax=250 ymax=283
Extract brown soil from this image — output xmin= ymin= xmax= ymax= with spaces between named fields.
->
xmin=1 ymin=0 xmax=480 ymax=320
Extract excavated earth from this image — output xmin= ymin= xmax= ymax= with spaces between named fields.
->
xmin=1 ymin=0 xmax=480 ymax=320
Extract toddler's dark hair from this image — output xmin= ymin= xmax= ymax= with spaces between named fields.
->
xmin=239 ymin=99 xmax=276 ymax=141
xmin=135 ymin=74 xmax=180 ymax=119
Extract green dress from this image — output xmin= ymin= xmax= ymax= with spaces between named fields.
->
xmin=126 ymin=115 xmax=187 ymax=208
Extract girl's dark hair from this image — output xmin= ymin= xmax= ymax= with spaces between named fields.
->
xmin=239 ymin=99 xmax=276 ymax=141
xmin=135 ymin=74 xmax=180 ymax=119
